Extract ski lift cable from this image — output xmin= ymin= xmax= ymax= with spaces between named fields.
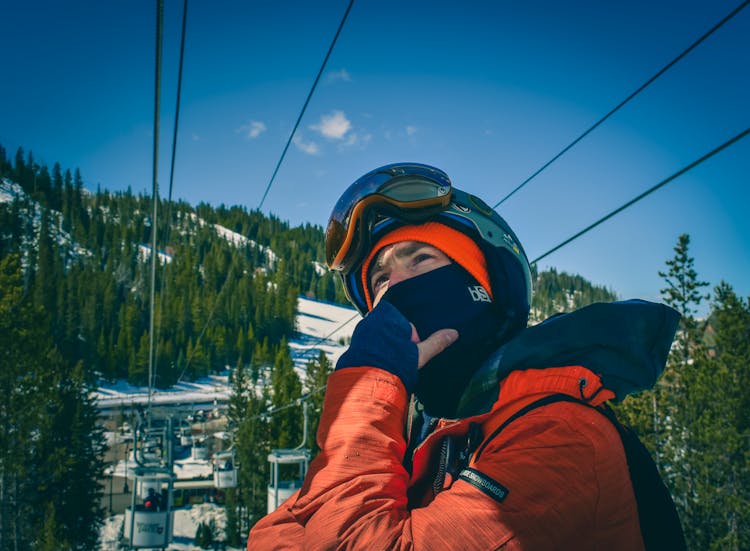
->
xmin=530 ymin=126 xmax=750 ymax=265
xmin=155 ymin=0 xmax=189 ymax=381
xmin=178 ymin=0 xmax=355 ymax=381
xmin=147 ymin=0 xmax=165 ymax=424
xmin=166 ymin=0 xmax=189 ymax=208
xmin=300 ymin=310 xmax=359 ymax=358
xmin=254 ymin=126 xmax=750 ymax=422
xmin=491 ymin=0 xmax=750 ymax=210
xmin=257 ymin=0 xmax=356 ymax=210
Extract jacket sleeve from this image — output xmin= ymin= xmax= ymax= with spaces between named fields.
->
xmin=246 ymin=490 xmax=304 ymax=550
xmin=284 ymin=367 xmax=520 ymax=550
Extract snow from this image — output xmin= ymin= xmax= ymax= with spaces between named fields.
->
xmin=0 ymin=177 xmax=92 ymax=266
xmin=289 ymin=296 xmax=360 ymax=382
xmin=188 ymin=212 xmax=278 ymax=267
xmin=95 ymin=373 xmax=232 ymax=411
xmin=138 ymin=243 xmax=174 ymax=264
xmin=99 ymin=504 xmax=240 ymax=551
xmin=93 ymin=296 xmax=359 ymax=410
xmin=0 ymin=178 xmax=22 ymax=203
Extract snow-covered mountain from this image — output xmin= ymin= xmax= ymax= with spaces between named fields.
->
xmin=93 ymin=295 xmax=359 ymax=410
xmin=0 ymin=177 xmax=91 ymax=267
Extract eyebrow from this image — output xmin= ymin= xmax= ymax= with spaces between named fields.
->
xmin=371 ymin=242 xmax=430 ymax=274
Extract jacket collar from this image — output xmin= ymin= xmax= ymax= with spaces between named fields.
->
xmin=455 ymin=300 xmax=680 ymax=418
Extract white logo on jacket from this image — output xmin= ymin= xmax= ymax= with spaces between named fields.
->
xmin=468 ymin=286 xmax=491 ymax=303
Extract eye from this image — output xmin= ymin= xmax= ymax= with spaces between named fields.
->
xmin=370 ymin=272 xmax=389 ymax=292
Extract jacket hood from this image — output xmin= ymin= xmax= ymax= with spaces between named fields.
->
xmin=455 ymin=300 xmax=680 ymax=417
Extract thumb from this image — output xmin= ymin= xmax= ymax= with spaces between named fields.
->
xmin=417 ymin=329 xmax=459 ymax=369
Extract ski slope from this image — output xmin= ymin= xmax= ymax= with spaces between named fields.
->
xmin=93 ymin=296 xmax=360 ymax=410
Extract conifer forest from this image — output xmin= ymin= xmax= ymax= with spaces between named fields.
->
xmin=1 ymin=145 xmax=748 ymax=549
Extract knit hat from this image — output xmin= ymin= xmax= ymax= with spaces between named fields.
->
xmin=360 ymin=221 xmax=493 ymax=311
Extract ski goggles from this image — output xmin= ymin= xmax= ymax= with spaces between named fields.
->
xmin=325 ymin=163 xmax=453 ymax=272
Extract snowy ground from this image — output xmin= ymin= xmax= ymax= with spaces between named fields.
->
xmin=99 ymin=503 xmax=240 ymax=551
xmin=288 ymin=296 xmax=360 ymax=381
xmin=93 ymin=296 xmax=359 ymax=411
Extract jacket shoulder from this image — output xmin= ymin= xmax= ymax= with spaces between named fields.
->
xmin=468 ymin=399 xmax=642 ymax=549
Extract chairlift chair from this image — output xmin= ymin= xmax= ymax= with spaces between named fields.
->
xmin=267 ymin=401 xmax=311 ymax=513
xmin=267 ymin=448 xmax=311 ymax=513
xmin=123 ymin=419 xmax=175 ymax=549
xmin=191 ymin=436 xmax=209 ymax=461
xmin=212 ymin=449 xmax=238 ymax=489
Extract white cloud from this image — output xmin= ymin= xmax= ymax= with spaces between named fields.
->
xmin=293 ymin=133 xmax=320 ymax=155
xmin=236 ymin=120 xmax=267 ymax=139
xmin=326 ymin=69 xmax=352 ymax=83
xmin=310 ymin=110 xmax=352 ymax=140
xmin=406 ymin=125 xmax=418 ymax=136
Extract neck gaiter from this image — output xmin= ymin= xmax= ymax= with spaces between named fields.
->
xmin=382 ymin=264 xmax=502 ymax=417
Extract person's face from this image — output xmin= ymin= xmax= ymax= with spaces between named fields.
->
xmin=369 ymin=240 xmax=452 ymax=307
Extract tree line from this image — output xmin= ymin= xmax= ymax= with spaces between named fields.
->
xmin=0 ymin=145 xmax=346 ymax=389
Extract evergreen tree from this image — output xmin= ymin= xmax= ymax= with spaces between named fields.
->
xmin=657 ymin=234 xmax=709 ymax=529
xmin=678 ymin=283 xmax=750 ymax=549
xmin=0 ymin=254 xmax=105 ymax=550
xmin=305 ymin=350 xmax=332 ymax=455
xmin=659 ymin=234 xmax=710 ymax=367
xmin=270 ymin=340 xmax=302 ymax=449
xmin=32 ymin=208 xmax=59 ymax=312
xmin=233 ymin=365 xmax=272 ymax=531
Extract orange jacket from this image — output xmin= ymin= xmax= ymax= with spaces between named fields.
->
xmin=248 ymin=364 xmax=643 ymax=550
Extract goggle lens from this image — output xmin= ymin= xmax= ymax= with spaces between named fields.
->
xmin=325 ymin=164 xmax=452 ymax=271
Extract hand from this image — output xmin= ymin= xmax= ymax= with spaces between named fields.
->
xmin=375 ymin=281 xmax=458 ymax=369
xmin=336 ymin=301 xmax=458 ymax=392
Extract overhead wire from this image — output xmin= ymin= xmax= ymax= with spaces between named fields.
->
xmin=157 ymin=2 xmax=746 ymax=419
xmin=155 ymin=0 xmax=189 ymax=385
xmin=491 ymin=0 xmax=750 ymax=210
xmin=530 ymin=126 xmax=750 ymax=265
xmin=258 ymin=126 xmax=750 ymax=419
xmin=257 ymin=0 xmax=355 ymax=210
xmin=147 ymin=0 xmax=165 ymax=424
xmin=167 ymin=0 xmax=189 ymax=207
xmin=179 ymin=0 xmax=356 ymax=381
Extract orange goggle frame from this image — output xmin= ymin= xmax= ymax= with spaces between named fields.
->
xmin=325 ymin=163 xmax=453 ymax=273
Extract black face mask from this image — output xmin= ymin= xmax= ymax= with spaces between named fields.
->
xmin=382 ymin=264 xmax=502 ymax=417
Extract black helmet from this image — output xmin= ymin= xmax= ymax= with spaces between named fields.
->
xmin=325 ymin=162 xmax=533 ymax=340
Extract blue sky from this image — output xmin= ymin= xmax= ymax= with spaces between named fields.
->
xmin=1 ymin=0 xmax=748 ymax=313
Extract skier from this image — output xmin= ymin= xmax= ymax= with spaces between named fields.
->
xmin=248 ymin=163 xmax=683 ymax=550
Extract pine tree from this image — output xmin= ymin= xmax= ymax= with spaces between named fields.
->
xmin=659 ymin=234 xmax=709 ymax=367
xmin=656 ymin=234 xmax=709 ymax=530
xmin=0 ymin=254 xmax=105 ymax=550
xmin=678 ymin=283 xmax=750 ymax=549
xmin=32 ymin=208 xmax=58 ymax=312
xmin=233 ymin=365 xmax=272 ymax=531
xmin=270 ymin=340 xmax=302 ymax=449
xmin=305 ymin=350 xmax=332 ymax=455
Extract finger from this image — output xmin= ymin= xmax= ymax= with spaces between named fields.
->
xmin=417 ymin=329 xmax=459 ymax=369
xmin=372 ymin=282 xmax=389 ymax=308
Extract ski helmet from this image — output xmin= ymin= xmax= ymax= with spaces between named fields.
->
xmin=325 ymin=162 xmax=533 ymax=339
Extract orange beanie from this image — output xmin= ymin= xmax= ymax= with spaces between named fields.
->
xmin=361 ymin=222 xmax=492 ymax=311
